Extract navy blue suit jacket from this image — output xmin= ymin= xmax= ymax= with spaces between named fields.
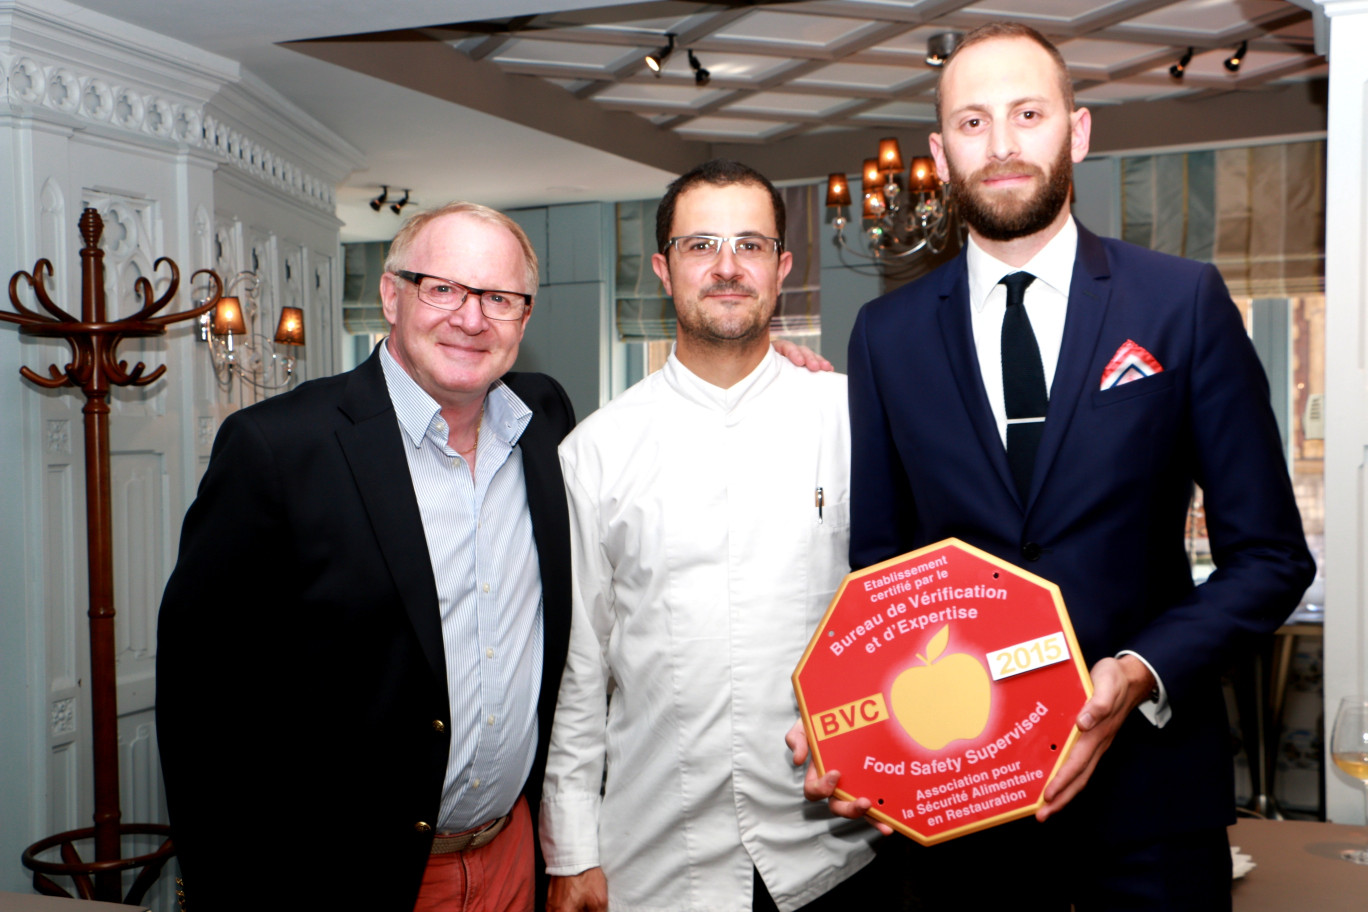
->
xmin=156 ymin=350 xmax=574 ymax=910
xmin=848 ymin=222 xmax=1314 ymax=841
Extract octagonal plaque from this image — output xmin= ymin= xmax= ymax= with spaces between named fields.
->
xmin=793 ymin=537 xmax=1092 ymax=845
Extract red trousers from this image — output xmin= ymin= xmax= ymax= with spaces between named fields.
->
xmin=413 ymin=797 xmax=534 ymax=912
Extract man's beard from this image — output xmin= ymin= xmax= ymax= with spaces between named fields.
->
xmin=947 ymin=138 xmax=1073 ymax=242
xmin=675 ymin=280 xmax=773 ymax=347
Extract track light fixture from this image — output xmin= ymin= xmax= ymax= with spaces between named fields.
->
xmin=688 ymin=49 xmax=710 ymax=87
xmin=389 ymin=189 xmax=411 ymax=215
xmin=1170 ymin=47 xmax=1193 ymax=79
xmin=369 ymin=185 xmax=389 ymax=212
xmin=1224 ymin=40 xmax=1247 ymax=73
xmin=645 ymin=33 xmax=675 ymax=76
xmin=925 ymin=31 xmax=962 ymax=68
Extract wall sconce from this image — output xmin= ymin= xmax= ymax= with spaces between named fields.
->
xmin=369 ymin=186 xmax=389 ymax=212
xmin=826 ymin=137 xmax=955 ymax=271
xmin=645 ymin=34 xmax=675 ymax=76
xmin=1170 ymin=47 xmax=1193 ymax=79
xmin=688 ymin=49 xmax=710 ymax=87
xmin=198 ymin=271 xmax=303 ymax=393
xmin=1224 ymin=41 xmax=1247 ymax=73
xmin=390 ymin=189 xmax=411 ymax=215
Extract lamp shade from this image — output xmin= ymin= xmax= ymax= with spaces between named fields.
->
xmin=877 ymin=137 xmax=904 ymax=173
xmin=825 ymin=173 xmax=851 ymax=207
xmin=211 ymin=297 xmax=247 ymax=335
xmin=862 ymin=192 xmax=887 ymax=220
xmin=274 ymin=306 xmax=305 ymax=346
xmin=862 ymin=158 xmax=882 ymax=189
xmin=909 ymin=156 xmax=938 ymax=192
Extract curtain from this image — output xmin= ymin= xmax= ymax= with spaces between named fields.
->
xmin=614 ymin=199 xmax=674 ymax=341
xmin=1120 ymin=140 xmax=1324 ymax=297
xmin=342 ymin=240 xmax=391 ymax=335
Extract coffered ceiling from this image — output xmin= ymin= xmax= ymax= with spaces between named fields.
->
xmin=415 ymin=0 xmax=1322 ymax=143
xmin=66 ymin=0 xmax=1328 ymax=239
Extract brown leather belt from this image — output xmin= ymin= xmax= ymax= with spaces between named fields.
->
xmin=430 ymin=813 xmax=512 ymax=854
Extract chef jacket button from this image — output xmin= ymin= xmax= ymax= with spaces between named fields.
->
xmin=1021 ymin=542 xmax=1042 ymax=561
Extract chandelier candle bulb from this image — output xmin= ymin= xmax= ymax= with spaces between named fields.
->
xmin=878 ymin=137 xmax=904 ymax=173
xmin=862 ymin=158 xmax=881 ymax=188
xmin=826 ymin=173 xmax=851 ymax=207
xmin=910 ymin=157 xmax=938 ymax=193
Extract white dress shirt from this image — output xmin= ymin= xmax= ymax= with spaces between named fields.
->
xmin=381 ymin=341 xmax=544 ymax=830
xmin=541 ymin=349 xmax=877 ymax=912
xmin=964 ymin=218 xmax=1170 ymax=726
xmin=966 ymin=217 xmax=1076 ymax=449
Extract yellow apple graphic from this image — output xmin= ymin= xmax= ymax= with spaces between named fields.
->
xmin=890 ymin=624 xmax=991 ymax=750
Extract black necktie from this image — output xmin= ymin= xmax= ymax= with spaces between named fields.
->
xmin=1000 ymin=272 xmax=1045 ymax=501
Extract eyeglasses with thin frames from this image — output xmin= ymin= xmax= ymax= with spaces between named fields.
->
xmin=392 ymin=270 xmax=532 ymax=321
xmin=667 ymin=235 xmax=783 ymax=260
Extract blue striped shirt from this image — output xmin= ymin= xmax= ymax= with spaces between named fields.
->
xmin=380 ymin=342 xmax=543 ymax=831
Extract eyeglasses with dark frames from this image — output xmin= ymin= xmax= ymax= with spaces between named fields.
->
xmin=392 ymin=270 xmax=532 ymax=321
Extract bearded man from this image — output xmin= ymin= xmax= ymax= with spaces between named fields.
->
xmin=825 ymin=22 xmax=1314 ymax=911
xmin=539 ymin=159 xmax=889 ymax=912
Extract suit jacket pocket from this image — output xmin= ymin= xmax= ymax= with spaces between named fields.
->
xmin=1090 ymin=368 xmax=1178 ymax=408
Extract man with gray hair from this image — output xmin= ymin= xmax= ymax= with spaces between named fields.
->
xmin=158 ymin=202 xmax=574 ymax=910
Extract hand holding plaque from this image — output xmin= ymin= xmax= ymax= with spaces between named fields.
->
xmin=792 ymin=538 xmax=1092 ymax=844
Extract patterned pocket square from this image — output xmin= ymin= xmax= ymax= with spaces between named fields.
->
xmin=1100 ymin=339 xmax=1163 ymax=390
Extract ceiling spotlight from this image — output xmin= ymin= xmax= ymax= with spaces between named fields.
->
xmin=389 ymin=189 xmax=411 ymax=215
xmin=1170 ymin=47 xmax=1194 ymax=79
xmin=688 ymin=49 xmax=711 ymax=87
xmin=369 ymin=185 xmax=389 ymax=212
xmin=1224 ymin=40 xmax=1247 ymax=73
xmin=925 ymin=31 xmax=962 ymax=68
xmin=645 ymin=33 xmax=675 ymax=76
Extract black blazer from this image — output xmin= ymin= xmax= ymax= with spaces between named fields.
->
xmin=156 ymin=349 xmax=573 ymax=910
xmin=848 ymin=223 xmax=1314 ymax=842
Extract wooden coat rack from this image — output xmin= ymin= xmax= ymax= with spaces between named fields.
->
xmin=2 ymin=208 xmax=221 ymax=902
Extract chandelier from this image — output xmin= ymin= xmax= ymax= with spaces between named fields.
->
xmin=825 ymin=136 xmax=957 ymax=265
xmin=197 ymin=270 xmax=304 ymax=392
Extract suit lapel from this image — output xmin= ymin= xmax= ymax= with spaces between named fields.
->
xmin=1029 ymin=225 xmax=1112 ymax=508
xmin=335 ymin=351 xmax=447 ymax=686
xmin=936 ymin=259 xmax=1020 ymax=503
xmin=520 ymin=429 xmax=568 ymax=608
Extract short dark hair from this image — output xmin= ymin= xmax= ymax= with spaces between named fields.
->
xmin=935 ymin=23 xmax=1075 ymax=128
xmin=655 ymin=159 xmax=785 ymax=255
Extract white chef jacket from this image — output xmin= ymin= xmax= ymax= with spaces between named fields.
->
xmin=540 ymin=349 xmax=878 ymax=912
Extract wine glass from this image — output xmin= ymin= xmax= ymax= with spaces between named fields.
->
xmin=1329 ymin=695 xmax=1368 ymax=864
